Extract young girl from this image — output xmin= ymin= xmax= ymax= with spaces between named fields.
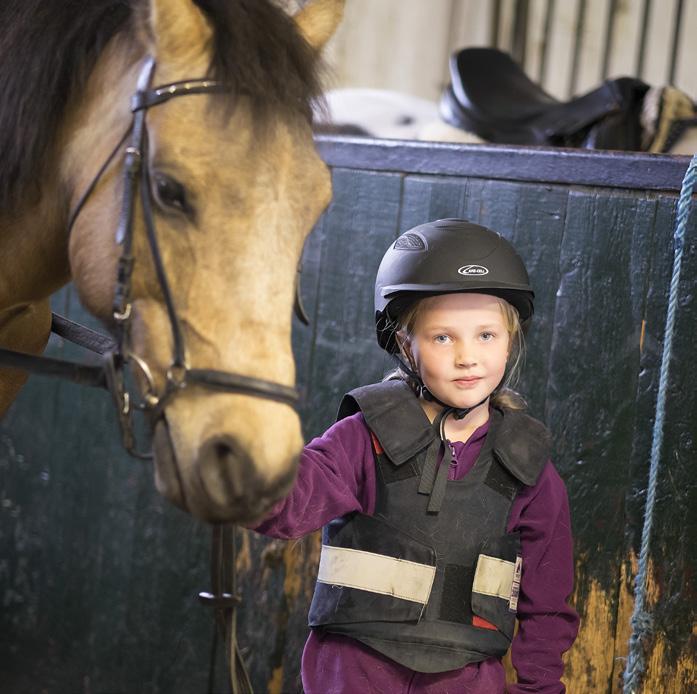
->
xmin=252 ymin=219 xmax=579 ymax=693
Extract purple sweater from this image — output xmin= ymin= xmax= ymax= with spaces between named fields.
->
xmin=253 ymin=411 xmax=579 ymax=693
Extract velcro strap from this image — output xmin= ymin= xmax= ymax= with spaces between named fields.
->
xmin=317 ymin=545 xmax=436 ymax=604
xmin=472 ymin=554 xmax=517 ymax=601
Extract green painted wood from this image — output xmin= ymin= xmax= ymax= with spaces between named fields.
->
xmin=618 ymin=194 xmax=697 ymax=689
xmin=0 ymin=289 xmax=214 ymax=693
xmin=2 ymin=140 xmax=695 ymax=692
xmin=547 ymin=187 xmax=659 ymax=584
xmin=652 ymin=202 xmax=697 ymax=678
xmin=302 ymin=167 xmax=404 ymax=440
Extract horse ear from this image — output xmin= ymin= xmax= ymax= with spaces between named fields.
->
xmin=294 ymin=0 xmax=345 ymax=51
xmin=146 ymin=0 xmax=213 ymax=70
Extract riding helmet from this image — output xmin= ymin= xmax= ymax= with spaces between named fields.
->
xmin=375 ymin=218 xmax=534 ymax=353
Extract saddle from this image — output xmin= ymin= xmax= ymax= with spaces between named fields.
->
xmin=441 ymin=47 xmax=650 ymax=150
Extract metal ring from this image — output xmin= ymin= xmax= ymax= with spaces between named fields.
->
xmin=166 ymin=363 xmax=189 ymax=389
xmin=113 ymin=303 xmax=132 ymax=322
xmin=143 ymin=392 xmax=160 ymax=409
xmin=128 ymin=352 xmax=160 ymax=407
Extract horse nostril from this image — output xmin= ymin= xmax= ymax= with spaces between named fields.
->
xmin=198 ymin=435 xmax=252 ymax=503
xmin=214 ymin=440 xmax=235 ymax=463
xmin=194 ymin=435 xmax=298 ymax=523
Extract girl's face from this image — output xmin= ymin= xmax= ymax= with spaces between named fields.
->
xmin=405 ymin=293 xmax=510 ymax=410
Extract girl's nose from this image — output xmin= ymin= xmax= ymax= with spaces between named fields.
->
xmin=455 ymin=343 xmax=477 ymax=367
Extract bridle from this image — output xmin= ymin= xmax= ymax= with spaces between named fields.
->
xmin=0 ymin=55 xmax=316 ymax=694
xmin=1 ymin=55 xmax=309 ymax=457
xmin=70 ymin=56 xmax=302 ymax=460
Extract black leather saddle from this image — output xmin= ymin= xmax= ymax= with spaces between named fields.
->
xmin=441 ymin=47 xmax=650 ymax=150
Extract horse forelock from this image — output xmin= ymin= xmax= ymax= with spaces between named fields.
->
xmin=195 ymin=0 xmax=324 ymax=119
xmin=0 ymin=0 xmax=323 ymax=213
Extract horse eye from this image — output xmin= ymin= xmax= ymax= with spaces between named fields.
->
xmin=153 ymin=172 xmax=192 ymax=216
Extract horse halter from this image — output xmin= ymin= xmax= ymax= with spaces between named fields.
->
xmin=68 ymin=57 xmax=304 ymax=459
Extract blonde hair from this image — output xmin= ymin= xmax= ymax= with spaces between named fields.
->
xmin=385 ymin=294 xmax=527 ymax=410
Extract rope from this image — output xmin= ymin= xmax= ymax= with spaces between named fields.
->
xmin=622 ymin=153 xmax=697 ymax=693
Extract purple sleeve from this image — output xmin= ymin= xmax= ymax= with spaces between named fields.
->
xmin=507 ymin=462 xmax=580 ymax=694
xmin=250 ymin=413 xmax=376 ymax=539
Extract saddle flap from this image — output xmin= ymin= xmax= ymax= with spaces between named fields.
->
xmin=450 ymin=47 xmax=558 ymax=122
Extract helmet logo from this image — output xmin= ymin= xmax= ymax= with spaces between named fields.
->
xmin=458 ymin=264 xmax=489 ymax=276
xmin=394 ymin=233 xmax=426 ymax=251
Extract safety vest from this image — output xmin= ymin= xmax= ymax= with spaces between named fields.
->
xmin=308 ymin=380 xmax=550 ymax=673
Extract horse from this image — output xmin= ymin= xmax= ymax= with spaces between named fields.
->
xmin=0 ymin=0 xmax=344 ymax=524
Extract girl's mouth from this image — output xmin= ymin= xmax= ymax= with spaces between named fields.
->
xmin=454 ymin=377 xmax=482 ymax=387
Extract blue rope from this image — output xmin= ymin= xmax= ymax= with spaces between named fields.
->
xmin=622 ymin=153 xmax=697 ymax=693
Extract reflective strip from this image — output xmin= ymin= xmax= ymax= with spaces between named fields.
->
xmin=472 ymin=554 xmax=517 ymax=601
xmin=317 ymin=545 xmax=436 ymax=604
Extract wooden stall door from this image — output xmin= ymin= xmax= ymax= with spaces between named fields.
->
xmin=1 ymin=140 xmax=695 ymax=693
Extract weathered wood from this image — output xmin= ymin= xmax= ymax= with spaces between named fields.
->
xmin=1 ymin=138 xmax=696 ymax=692
xmin=611 ymin=195 xmax=697 ymax=692
xmin=546 ymin=187 xmax=662 ymax=691
xmin=315 ymin=136 xmax=692 ymax=191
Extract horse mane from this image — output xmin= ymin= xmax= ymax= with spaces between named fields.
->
xmin=0 ymin=0 xmax=322 ymax=211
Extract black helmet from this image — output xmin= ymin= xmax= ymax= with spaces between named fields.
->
xmin=375 ymin=218 xmax=534 ymax=353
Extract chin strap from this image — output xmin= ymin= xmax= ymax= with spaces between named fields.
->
xmin=395 ymin=356 xmax=489 ymax=513
xmin=394 ymin=356 xmax=467 ymax=414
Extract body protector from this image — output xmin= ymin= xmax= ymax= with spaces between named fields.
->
xmin=308 ymin=380 xmax=551 ymax=673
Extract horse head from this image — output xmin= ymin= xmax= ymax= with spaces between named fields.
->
xmin=64 ymin=0 xmax=344 ymax=522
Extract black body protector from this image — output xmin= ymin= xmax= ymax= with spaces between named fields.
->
xmin=308 ymin=380 xmax=551 ymax=673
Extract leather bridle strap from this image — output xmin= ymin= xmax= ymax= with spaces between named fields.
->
xmin=109 ymin=58 xmax=301 ymax=422
xmin=67 ymin=126 xmax=132 ymax=237
xmin=0 ymin=346 xmax=106 ymax=388
xmin=0 ymin=315 xmax=115 ymax=388
xmin=198 ymin=524 xmax=253 ymax=694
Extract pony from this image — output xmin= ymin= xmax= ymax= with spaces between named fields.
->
xmin=0 ymin=0 xmax=344 ymax=523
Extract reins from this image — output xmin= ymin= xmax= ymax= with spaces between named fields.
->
xmin=199 ymin=525 xmax=253 ymax=694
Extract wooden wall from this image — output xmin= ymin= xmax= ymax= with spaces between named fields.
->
xmin=1 ymin=138 xmax=696 ymax=692
xmin=316 ymin=0 xmax=697 ymax=102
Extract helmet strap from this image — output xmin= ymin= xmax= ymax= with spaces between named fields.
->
xmin=394 ymin=353 xmax=495 ymax=514
xmin=393 ymin=355 xmax=490 ymax=420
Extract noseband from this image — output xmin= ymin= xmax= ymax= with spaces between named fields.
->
xmin=2 ymin=56 xmax=306 ymax=460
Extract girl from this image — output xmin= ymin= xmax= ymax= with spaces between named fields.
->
xmin=252 ymin=219 xmax=579 ymax=693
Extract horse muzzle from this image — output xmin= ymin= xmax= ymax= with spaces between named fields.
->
xmin=152 ymin=417 xmax=299 ymax=523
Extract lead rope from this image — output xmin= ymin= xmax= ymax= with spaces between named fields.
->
xmin=622 ymin=153 xmax=697 ymax=693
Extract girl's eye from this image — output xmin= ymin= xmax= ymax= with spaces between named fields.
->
xmin=153 ymin=172 xmax=193 ymax=216
xmin=480 ymin=331 xmax=495 ymax=341
xmin=434 ymin=334 xmax=450 ymax=344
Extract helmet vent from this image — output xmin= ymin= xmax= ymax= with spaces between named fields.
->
xmin=394 ymin=233 xmax=426 ymax=251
